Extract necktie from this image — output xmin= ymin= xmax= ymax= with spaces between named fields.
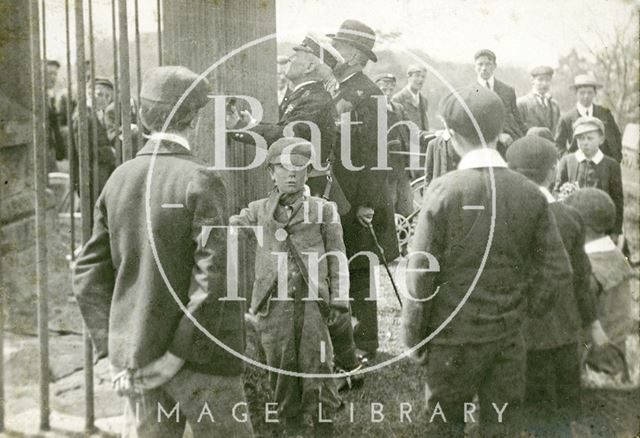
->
xmin=580 ymin=160 xmax=598 ymax=187
xmin=485 ymin=81 xmax=491 ymax=90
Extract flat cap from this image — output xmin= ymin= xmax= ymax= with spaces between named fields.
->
xmin=94 ymin=77 xmax=114 ymax=89
xmin=268 ymin=137 xmax=314 ymax=168
xmin=294 ymin=33 xmax=344 ymax=69
xmin=530 ymin=65 xmax=554 ymax=77
xmin=506 ymin=135 xmax=558 ymax=182
xmin=474 ymin=49 xmax=496 ymax=62
xmin=572 ymin=116 xmax=605 ymax=139
xmin=570 ymin=73 xmax=602 ymax=90
xmin=140 ymin=66 xmax=210 ymax=110
xmin=407 ymin=65 xmax=427 ymax=76
xmin=374 ymin=73 xmax=396 ymax=84
xmin=439 ymin=85 xmax=505 ymax=143
xmin=565 ymin=188 xmax=615 ymax=233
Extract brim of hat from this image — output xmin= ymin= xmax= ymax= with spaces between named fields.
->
xmin=572 ymin=125 xmax=601 ymax=138
xmin=292 ymin=44 xmax=311 ymax=53
xmin=270 ymin=156 xmax=312 ymax=167
xmin=570 ymin=83 xmax=603 ymax=89
xmin=326 ymin=34 xmax=377 ymax=62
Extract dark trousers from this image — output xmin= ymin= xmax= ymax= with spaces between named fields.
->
xmin=349 ymin=265 xmax=379 ymax=355
xmin=424 ymin=333 xmax=526 ymax=437
xmin=525 ymin=343 xmax=581 ymax=437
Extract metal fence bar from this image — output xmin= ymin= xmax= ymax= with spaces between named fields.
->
xmin=134 ymin=0 xmax=143 ymax=149
xmin=157 ymin=0 xmax=163 ymax=65
xmin=111 ymin=0 xmax=122 ymax=165
xmin=65 ymin=0 xmax=76 ymax=252
xmin=73 ymin=0 xmax=96 ymax=432
xmin=29 ymin=0 xmax=51 ymax=430
xmin=118 ymin=0 xmax=132 ymax=161
xmin=88 ymin=0 xmax=100 ymax=203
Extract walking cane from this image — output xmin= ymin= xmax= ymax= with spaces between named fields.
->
xmin=366 ymin=222 xmax=403 ymax=308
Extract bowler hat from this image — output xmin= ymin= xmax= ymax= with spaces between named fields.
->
xmin=328 ymin=19 xmax=377 ymax=62
xmin=140 ymin=66 xmax=210 ymax=111
xmin=570 ymin=73 xmax=602 ymax=90
xmin=572 ymin=116 xmax=605 ymax=140
xmin=268 ymin=137 xmax=314 ymax=168
xmin=530 ymin=65 xmax=554 ymax=77
xmin=439 ymin=85 xmax=505 ymax=144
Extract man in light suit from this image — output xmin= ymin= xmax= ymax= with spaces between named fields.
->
xmin=517 ymin=65 xmax=561 ymax=133
xmin=474 ymin=49 xmax=526 ymax=152
xmin=555 ymin=74 xmax=622 ymax=162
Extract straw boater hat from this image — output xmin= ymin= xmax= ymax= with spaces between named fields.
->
xmin=570 ymin=73 xmax=602 ymax=90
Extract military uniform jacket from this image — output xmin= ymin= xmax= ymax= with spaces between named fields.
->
xmin=333 ymin=71 xmax=400 ymax=266
xmin=73 ymin=139 xmax=244 ymax=375
xmin=524 ymin=201 xmax=597 ymax=350
xmin=402 ymin=152 xmax=572 ymax=348
xmin=233 ymin=81 xmax=337 ymax=165
xmin=229 ymin=193 xmax=349 ymax=315
xmin=517 ymin=91 xmax=561 ymax=133
xmin=555 ymin=105 xmax=623 ymax=162
xmin=392 ymin=86 xmax=429 ymax=131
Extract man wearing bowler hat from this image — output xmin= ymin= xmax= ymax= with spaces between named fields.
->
xmin=73 ymin=66 xmax=252 ymax=437
xmin=328 ymin=19 xmax=399 ymax=360
xmin=517 ymin=65 xmax=562 ymax=133
xmin=403 ymin=85 xmax=571 ymax=436
xmin=555 ymin=73 xmax=622 ymax=162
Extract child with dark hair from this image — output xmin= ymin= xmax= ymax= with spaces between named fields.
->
xmin=565 ymin=188 xmax=635 ymax=352
xmin=506 ymin=136 xmax=608 ymax=435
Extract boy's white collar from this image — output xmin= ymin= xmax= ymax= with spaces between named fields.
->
xmin=575 ymin=149 xmax=604 ymax=164
xmin=584 ymin=236 xmax=616 ymax=254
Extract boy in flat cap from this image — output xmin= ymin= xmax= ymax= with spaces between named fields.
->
xmin=517 ymin=66 xmax=561 ymax=133
xmin=402 ymin=85 xmax=572 ymax=436
xmin=73 ymin=66 xmax=252 ymax=437
xmin=555 ymin=73 xmax=622 ymax=162
xmin=555 ymin=116 xmax=624 ymax=241
xmin=329 ymin=19 xmax=399 ymax=360
xmin=506 ymin=136 xmax=608 ymax=436
xmin=474 ymin=49 xmax=526 ymax=150
xmin=230 ymin=137 xmax=344 ymax=434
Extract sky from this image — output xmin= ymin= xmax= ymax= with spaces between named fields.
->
xmin=41 ymin=0 xmax=637 ymax=69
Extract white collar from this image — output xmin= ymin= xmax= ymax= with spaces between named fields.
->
xmin=292 ymin=80 xmax=317 ymax=92
xmin=148 ymin=132 xmax=191 ymax=151
xmin=458 ymin=148 xmax=507 ymax=170
xmin=575 ymin=149 xmax=604 ymax=164
xmin=477 ymin=76 xmax=495 ymax=90
xmin=584 ymin=236 xmax=616 ymax=254
xmin=576 ymin=102 xmax=594 ymax=117
xmin=538 ymin=186 xmax=556 ymax=203
xmin=339 ymin=72 xmax=358 ymax=84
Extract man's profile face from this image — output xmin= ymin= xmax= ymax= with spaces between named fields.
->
xmin=407 ymin=71 xmax=426 ymax=90
xmin=94 ymin=84 xmax=114 ymax=111
xmin=285 ymin=52 xmax=311 ymax=83
xmin=576 ymin=86 xmax=596 ymax=107
xmin=532 ymin=75 xmax=552 ymax=95
xmin=377 ymin=80 xmax=396 ymax=99
xmin=46 ymin=65 xmax=59 ymax=90
xmin=277 ymin=60 xmax=289 ymax=89
xmin=474 ymin=56 xmax=496 ymax=80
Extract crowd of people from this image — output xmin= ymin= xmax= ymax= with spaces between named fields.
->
xmin=61 ymin=18 xmax=636 ymax=438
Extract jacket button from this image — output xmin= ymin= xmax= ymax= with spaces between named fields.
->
xmin=275 ymin=228 xmax=288 ymax=241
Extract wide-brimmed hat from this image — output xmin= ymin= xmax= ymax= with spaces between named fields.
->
xmin=327 ymin=19 xmax=377 ymax=62
xmin=570 ymin=73 xmax=602 ymax=90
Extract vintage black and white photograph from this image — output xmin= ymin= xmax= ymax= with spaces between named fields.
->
xmin=0 ymin=0 xmax=638 ymax=436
